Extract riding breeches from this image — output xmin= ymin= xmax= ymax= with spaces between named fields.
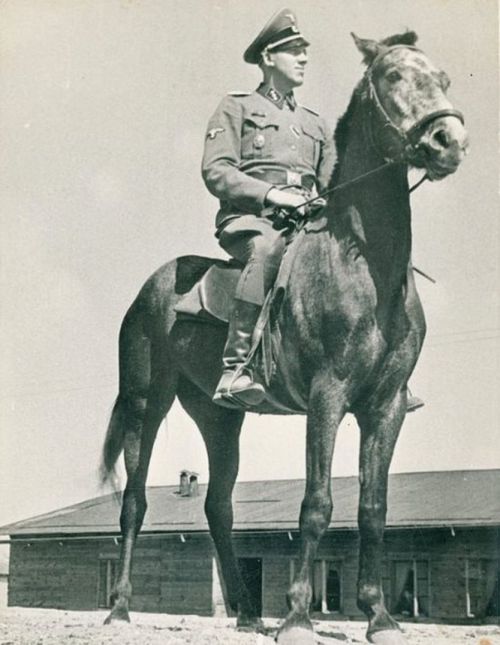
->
xmin=217 ymin=215 xmax=288 ymax=306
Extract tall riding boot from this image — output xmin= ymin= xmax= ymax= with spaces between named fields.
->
xmin=213 ymin=299 xmax=266 ymax=408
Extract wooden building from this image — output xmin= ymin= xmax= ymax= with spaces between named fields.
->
xmin=1 ymin=470 xmax=498 ymax=622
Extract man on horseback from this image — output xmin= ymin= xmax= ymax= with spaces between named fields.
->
xmin=202 ymin=8 xmax=335 ymax=408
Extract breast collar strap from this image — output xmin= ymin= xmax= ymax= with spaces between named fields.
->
xmin=365 ymin=45 xmax=464 ymax=160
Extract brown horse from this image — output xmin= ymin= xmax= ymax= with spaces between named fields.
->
xmin=100 ymin=32 xmax=468 ymax=644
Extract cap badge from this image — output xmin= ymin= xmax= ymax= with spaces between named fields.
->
xmin=253 ymin=134 xmax=265 ymax=149
xmin=285 ymin=13 xmax=299 ymax=33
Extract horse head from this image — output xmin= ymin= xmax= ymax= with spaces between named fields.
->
xmin=352 ymin=31 xmax=469 ymax=180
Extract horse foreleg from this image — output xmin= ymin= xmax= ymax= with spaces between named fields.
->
xmin=355 ymin=393 xmax=408 ymax=644
xmin=176 ymin=378 xmax=263 ymax=631
xmin=277 ymin=380 xmax=343 ymax=644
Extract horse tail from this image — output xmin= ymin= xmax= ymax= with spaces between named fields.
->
xmin=99 ymin=394 xmax=128 ymax=495
xmin=99 ymin=296 xmax=154 ymax=498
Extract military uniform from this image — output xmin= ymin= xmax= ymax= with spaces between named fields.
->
xmin=203 ymin=83 xmax=335 ymax=307
xmin=205 ymin=8 xmax=335 ymax=408
xmin=203 ymin=83 xmax=335 ymax=232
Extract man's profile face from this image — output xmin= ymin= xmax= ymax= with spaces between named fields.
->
xmin=266 ymin=45 xmax=309 ymax=87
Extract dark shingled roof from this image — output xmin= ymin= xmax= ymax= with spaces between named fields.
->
xmin=1 ymin=470 xmax=499 ymax=538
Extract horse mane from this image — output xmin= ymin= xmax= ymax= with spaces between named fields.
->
xmin=330 ymin=83 xmax=366 ymax=187
xmin=329 ymin=30 xmax=419 ymax=187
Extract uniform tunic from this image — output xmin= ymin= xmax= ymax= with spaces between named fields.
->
xmin=202 ymin=83 xmax=336 ymax=231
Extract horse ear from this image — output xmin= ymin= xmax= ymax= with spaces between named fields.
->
xmin=351 ymin=33 xmax=381 ymax=65
xmin=381 ymin=30 xmax=419 ymax=48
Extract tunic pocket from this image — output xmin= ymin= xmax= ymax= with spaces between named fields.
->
xmin=301 ymin=123 xmax=325 ymax=169
xmin=241 ymin=115 xmax=279 ymax=159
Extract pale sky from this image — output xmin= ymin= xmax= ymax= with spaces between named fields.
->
xmin=1 ymin=0 xmax=499 ymax=529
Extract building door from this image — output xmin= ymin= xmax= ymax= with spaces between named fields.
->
xmin=238 ymin=558 xmax=262 ymax=616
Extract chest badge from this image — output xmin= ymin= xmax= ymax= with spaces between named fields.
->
xmin=207 ymin=127 xmax=225 ymax=140
xmin=254 ymin=133 xmax=265 ymax=149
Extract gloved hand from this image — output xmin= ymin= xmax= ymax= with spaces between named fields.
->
xmin=306 ymin=197 xmax=327 ymax=214
xmin=265 ymin=187 xmax=308 ymax=215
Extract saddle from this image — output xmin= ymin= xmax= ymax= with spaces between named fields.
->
xmin=174 ymin=255 xmax=286 ymax=391
xmin=174 ymin=214 xmax=327 ymax=412
xmin=174 ymin=258 xmax=243 ymax=324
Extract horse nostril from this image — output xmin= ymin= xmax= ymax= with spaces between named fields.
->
xmin=432 ymin=128 xmax=449 ymax=149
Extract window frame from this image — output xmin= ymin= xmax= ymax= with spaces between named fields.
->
xmin=97 ymin=556 xmax=119 ymax=609
xmin=384 ymin=557 xmax=431 ymax=619
xmin=290 ymin=557 xmax=344 ymax=615
xmin=464 ymin=557 xmax=499 ymax=618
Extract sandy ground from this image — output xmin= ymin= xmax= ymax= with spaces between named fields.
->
xmin=0 ymin=608 xmax=499 ymax=645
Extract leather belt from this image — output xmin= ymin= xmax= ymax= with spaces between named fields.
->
xmin=247 ymin=169 xmax=316 ymax=190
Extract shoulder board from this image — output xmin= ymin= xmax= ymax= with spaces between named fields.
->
xmin=228 ymin=91 xmax=251 ymax=97
xmin=300 ymin=104 xmax=320 ymax=116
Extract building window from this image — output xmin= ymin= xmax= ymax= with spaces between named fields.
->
xmin=98 ymin=559 xmax=118 ymax=608
xmin=465 ymin=559 xmax=499 ymax=618
xmin=290 ymin=559 xmax=342 ymax=614
xmin=383 ymin=560 xmax=430 ymax=618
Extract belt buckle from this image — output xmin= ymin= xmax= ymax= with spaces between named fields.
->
xmin=286 ymin=170 xmax=301 ymax=186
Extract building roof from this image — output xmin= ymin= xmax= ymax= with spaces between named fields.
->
xmin=1 ymin=469 xmax=499 ymax=538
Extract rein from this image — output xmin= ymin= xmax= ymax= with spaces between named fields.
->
xmin=291 ymin=160 xmax=426 ymax=216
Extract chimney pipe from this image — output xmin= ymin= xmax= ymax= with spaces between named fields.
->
xmin=189 ymin=474 xmax=199 ymax=497
xmin=179 ymin=470 xmax=199 ymax=497
xmin=179 ymin=470 xmax=190 ymax=496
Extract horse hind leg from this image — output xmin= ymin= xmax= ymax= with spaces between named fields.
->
xmin=103 ymin=317 xmax=178 ymax=624
xmin=104 ymin=387 xmax=176 ymax=624
xmin=176 ymin=376 xmax=265 ymax=632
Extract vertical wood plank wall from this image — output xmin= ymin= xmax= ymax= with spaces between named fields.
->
xmin=8 ymin=527 xmax=498 ymax=620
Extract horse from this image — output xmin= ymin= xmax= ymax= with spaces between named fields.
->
xmin=100 ymin=31 xmax=468 ymax=644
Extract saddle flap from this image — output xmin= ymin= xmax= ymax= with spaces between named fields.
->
xmin=200 ymin=262 xmax=242 ymax=321
xmin=174 ymin=259 xmax=242 ymax=322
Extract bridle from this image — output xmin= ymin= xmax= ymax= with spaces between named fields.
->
xmin=283 ymin=44 xmax=465 ymax=216
xmin=365 ymin=45 xmax=465 ymax=160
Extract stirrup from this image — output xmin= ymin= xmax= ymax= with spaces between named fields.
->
xmin=213 ymin=368 xmax=266 ymax=409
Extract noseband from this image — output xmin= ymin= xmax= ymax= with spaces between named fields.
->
xmin=366 ymin=45 xmax=464 ymax=160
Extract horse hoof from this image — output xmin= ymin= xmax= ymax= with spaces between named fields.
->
xmin=369 ymin=630 xmax=406 ymax=644
xmin=237 ymin=617 xmax=267 ymax=634
xmin=276 ymin=626 xmax=316 ymax=645
xmin=103 ymin=607 xmax=131 ymax=625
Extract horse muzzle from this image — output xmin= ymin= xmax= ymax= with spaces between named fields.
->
xmin=413 ymin=115 xmax=469 ymax=180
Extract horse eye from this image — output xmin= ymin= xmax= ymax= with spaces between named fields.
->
xmin=386 ymin=70 xmax=402 ymax=83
